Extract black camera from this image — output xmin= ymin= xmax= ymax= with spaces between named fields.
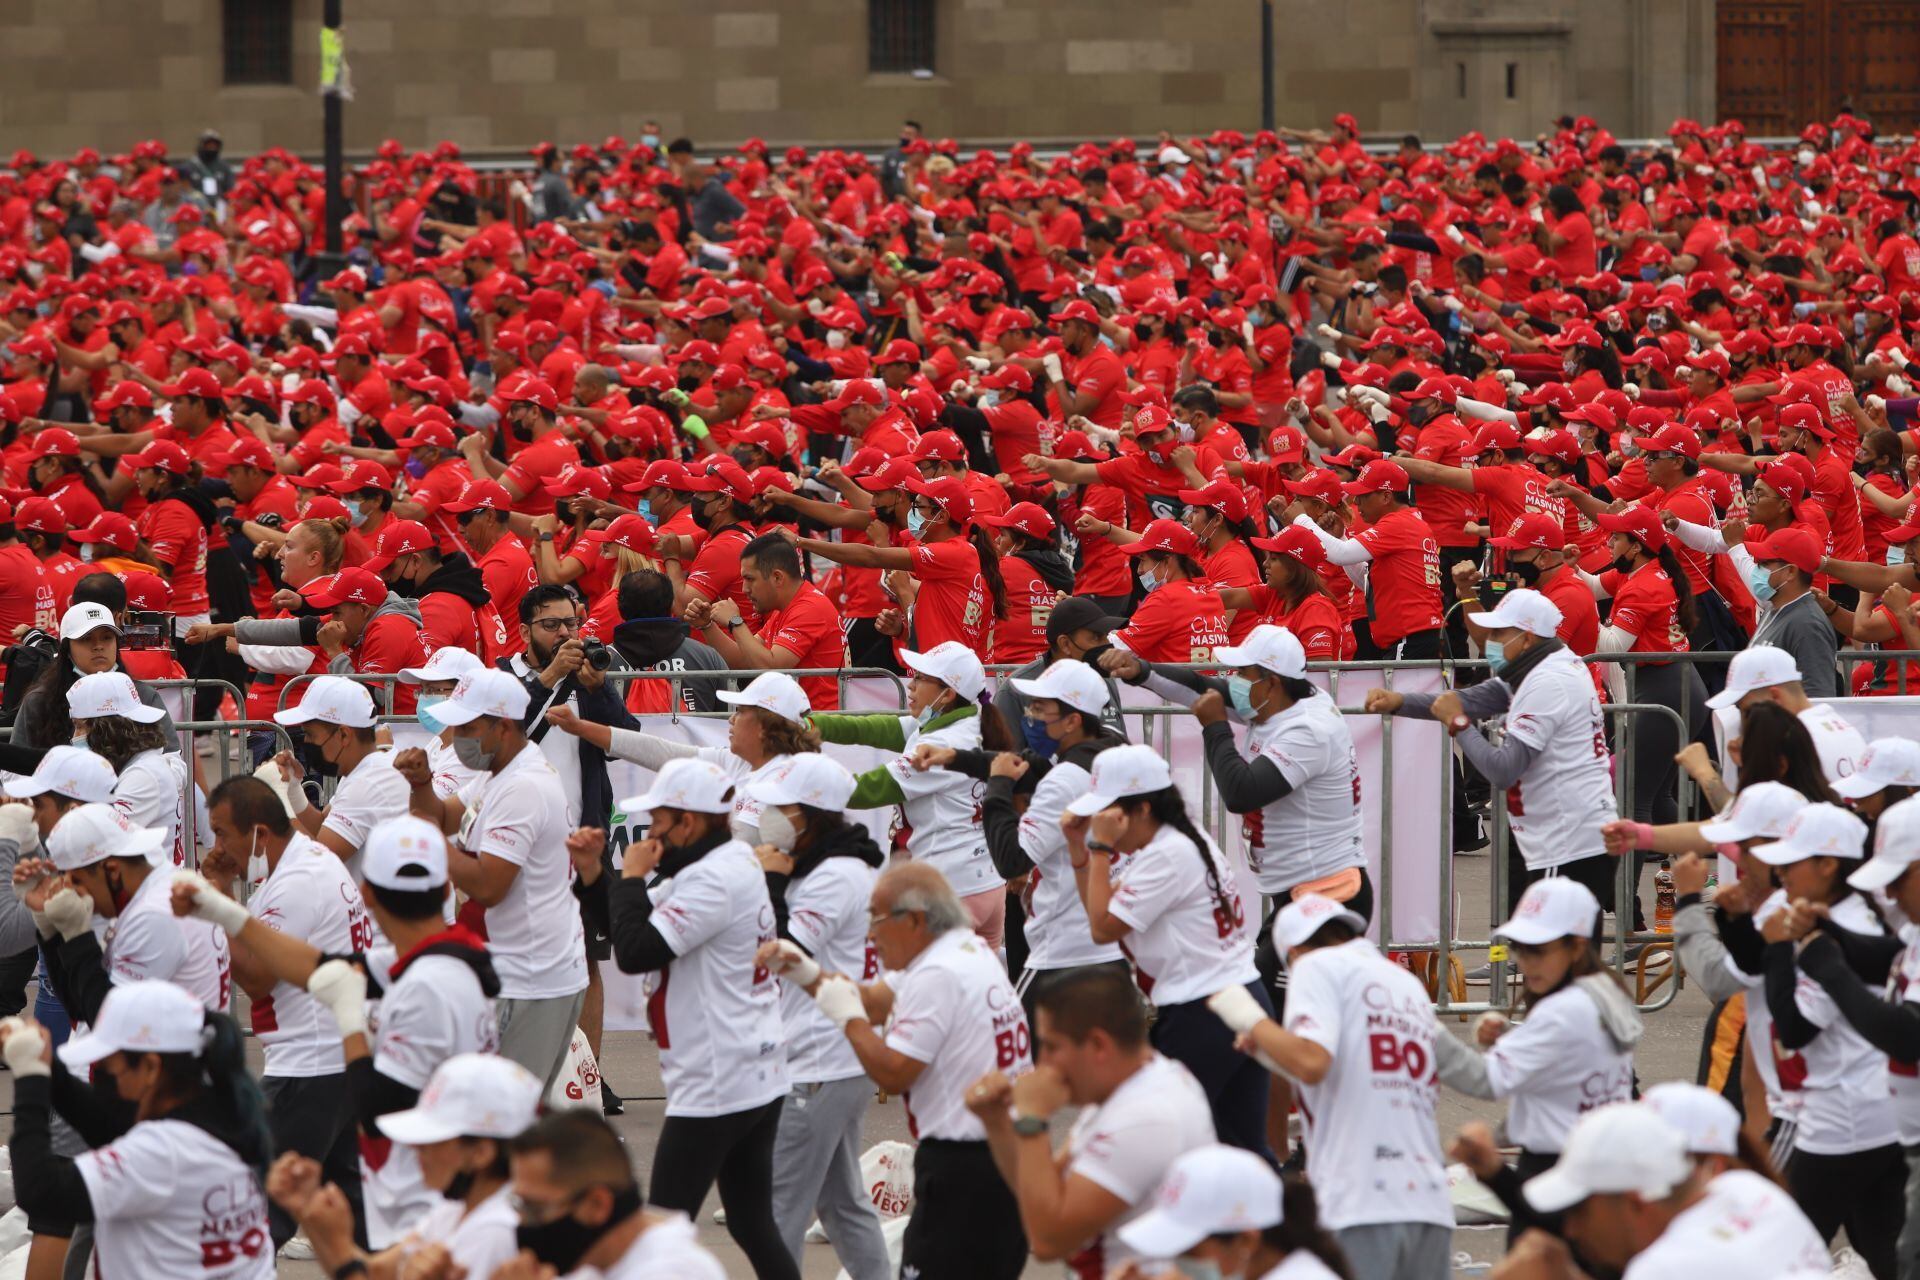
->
xmin=581 ymin=641 xmax=615 ymax=672
xmin=123 ymin=611 xmax=174 ymax=652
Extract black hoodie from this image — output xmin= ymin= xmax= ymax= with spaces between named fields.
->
xmin=408 ymin=551 xmax=492 ymax=608
xmin=1017 ymin=546 xmax=1077 ymax=595
xmin=609 ymin=616 xmax=727 ymax=713
xmin=767 ymin=819 xmax=885 ymax=941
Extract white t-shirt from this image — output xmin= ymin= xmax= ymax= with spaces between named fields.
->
xmin=513 ymin=657 xmax=585 ymax=826
xmin=1107 ymin=824 xmax=1257 ymax=1006
xmin=779 ymin=855 xmax=879 ymax=1084
xmin=687 ymin=747 xmax=793 ymax=843
xmin=1498 ymin=647 xmax=1615 ymax=869
xmin=1798 ymin=703 xmax=1866 ymax=787
xmin=75 ymin=1119 xmax=272 ymax=1280
xmin=111 ymin=748 xmax=191 ymax=869
xmin=1284 ymin=938 xmax=1453 ymax=1231
xmin=248 ymin=835 xmax=372 ymax=1077
xmin=646 ymin=839 xmax=789 ymax=1116
xmin=595 ymin=1210 xmax=727 ymax=1280
xmin=884 ymin=714 xmax=1000 ymax=898
xmin=395 ymin=1185 xmax=518 ymax=1280
xmin=457 ymin=746 xmax=587 ymax=1001
xmin=321 ymin=747 xmax=412 ymax=882
xmin=1064 ymin=1054 xmax=1216 ymax=1275
xmin=885 ymin=928 xmax=1029 ymax=1141
xmin=1017 ymin=756 xmax=1124 ymax=970
xmin=1784 ymin=892 xmax=1895 ymax=1155
xmin=1887 ymin=923 xmax=1920 ymax=1145
xmin=1259 ymin=1253 xmax=1345 ymax=1280
xmin=425 ymin=736 xmax=486 ymax=801
xmin=363 ymin=945 xmax=500 ymax=1249
xmin=1241 ymin=689 xmax=1364 ymax=891
xmin=1726 ymin=889 xmax=1802 ymax=1125
xmin=1621 ymin=1169 xmax=1829 ymax=1279
xmin=107 ymin=863 xmax=231 ymax=1011
xmin=1482 ymin=983 xmax=1635 ymax=1153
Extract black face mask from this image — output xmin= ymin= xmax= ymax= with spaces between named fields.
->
xmin=444 ymin=1169 xmax=479 ymax=1202
xmin=1407 ymin=403 xmax=1435 ymax=427
xmin=1507 ymin=558 xmax=1544 ymax=586
xmin=1075 ymin=642 xmax=1112 ymax=671
xmin=1207 ymin=331 xmax=1228 ymax=348
xmin=515 ymin=1185 xmax=643 ymax=1273
xmin=676 ymin=373 xmax=701 ymax=393
xmin=689 ymin=500 xmax=721 ymax=534
xmin=554 ymin=499 xmax=574 ymax=523
xmin=1611 ymin=554 xmax=1636 ymax=575
xmin=729 ymin=448 xmax=758 ymax=469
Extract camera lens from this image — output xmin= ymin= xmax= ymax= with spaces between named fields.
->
xmin=582 ymin=641 xmax=614 ymax=672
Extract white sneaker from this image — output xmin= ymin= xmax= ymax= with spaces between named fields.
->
xmin=280 ymin=1236 xmax=315 ymax=1261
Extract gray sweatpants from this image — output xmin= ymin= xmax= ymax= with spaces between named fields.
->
xmin=769 ymin=1076 xmax=891 ymax=1280
xmin=497 ymin=990 xmax=587 ymax=1094
xmin=1335 ymin=1221 xmax=1451 ymax=1280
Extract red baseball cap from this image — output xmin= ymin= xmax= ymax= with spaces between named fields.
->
xmin=118 ymin=571 xmax=171 ymax=610
xmin=542 ymin=465 xmax=612 ymax=500
xmin=1282 ymin=470 xmax=1345 ymax=506
xmin=289 ymin=464 xmax=346 ymax=491
xmin=125 ymin=441 xmax=193 ymax=475
xmin=1775 ymin=402 xmax=1833 ymax=439
xmin=301 ymin=568 xmax=389 ymax=609
xmin=503 ymin=379 xmax=559 ymax=413
xmin=1518 ymin=382 xmax=1576 ymax=410
xmin=326 ymin=460 xmax=393 ymax=494
xmin=1342 ymin=460 xmax=1411 ymax=495
xmin=1523 ymin=429 xmax=1584 ymax=467
xmin=1462 ymin=422 xmax=1523 ymax=457
xmin=395 ymin=418 xmax=457 ymax=450
xmin=823 ymin=380 xmax=887 ymax=413
xmin=444 ymin=480 xmax=514 ymax=514
xmin=1176 ymin=480 xmax=1249 ymax=523
xmin=876 ymin=339 xmax=922 ymax=365
xmin=26 ymin=428 xmax=80 ymax=460
xmin=13 ymin=497 xmax=66 ymax=534
xmin=977 ymin=501 xmax=1056 ymax=540
xmin=211 ymin=437 xmax=275 ymax=470
xmin=583 ymin=514 xmax=657 ymax=556
xmin=910 ymin=430 xmax=967 ymax=464
xmin=732 ymin=421 xmax=788 ymax=459
xmin=282 ymin=380 xmax=337 ymax=410
xmin=1053 ymin=299 xmax=1101 ymax=327
xmin=627 ymin=459 xmax=697 ymax=494
xmin=1630 ymin=423 xmax=1702 ymax=460
xmin=1051 ymin=430 xmax=1108 ymax=461
xmin=682 ymin=459 xmax=757 ymax=505
xmin=159 ymin=368 xmax=224 ymax=400
xmin=905 ymin=475 xmax=973 ymax=526
xmin=1594 ymin=505 xmax=1667 ymax=552
xmin=68 ymin=513 xmax=138 ymax=553
xmin=1744 ymin=528 xmax=1822 ymax=574
xmin=360 ymin=520 xmax=436 ymax=572
xmin=1123 ymin=518 xmax=1202 ymax=558
xmin=94 ymin=383 xmax=153 ymax=416
xmin=1249 ymin=524 xmax=1328 ymax=569
xmin=1756 ymin=460 xmax=1810 ymax=506
xmin=1490 ymin=512 xmax=1566 ymax=552
xmin=855 ymin=457 xmax=920 ymax=493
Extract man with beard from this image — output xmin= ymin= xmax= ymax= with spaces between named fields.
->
xmin=501 ymin=583 xmax=633 ymax=831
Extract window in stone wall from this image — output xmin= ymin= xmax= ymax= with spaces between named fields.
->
xmin=870 ymin=0 xmax=936 ymax=74
xmin=223 ymin=0 xmax=295 ymax=85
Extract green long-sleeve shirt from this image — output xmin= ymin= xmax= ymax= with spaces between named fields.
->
xmin=811 ymin=704 xmax=978 ymax=808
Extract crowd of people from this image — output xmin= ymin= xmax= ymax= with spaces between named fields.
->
xmin=0 ymin=103 xmax=1914 ymax=1279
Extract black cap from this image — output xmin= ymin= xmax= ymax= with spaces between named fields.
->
xmin=1046 ymin=596 xmax=1127 ymax=643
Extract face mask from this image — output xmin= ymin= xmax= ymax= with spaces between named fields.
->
xmin=452 ymin=735 xmax=496 ymax=771
xmin=1227 ymin=675 xmax=1259 ymax=718
xmin=1173 ymin=1261 xmax=1224 ymax=1280
xmin=346 ymin=498 xmax=371 ymax=528
xmin=417 ymin=694 xmax=448 ymax=735
xmin=980 ymin=390 xmax=1003 ymax=408
xmin=642 ymin=133 xmax=660 ymax=148
xmin=758 ymin=803 xmax=798 ymax=854
xmin=1407 ymin=403 xmax=1434 ymax=427
xmin=1484 ymin=637 xmax=1510 ymax=674
xmin=1798 ymin=147 xmax=1817 ymax=166
xmin=1562 ymin=357 xmax=1579 ymax=376
xmin=1746 ymin=562 xmax=1779 ymax=603
xmin=1145 ymin=441 xmax=1176 ymax=466
xmin=1137 ymin=566 xmax=1162 ymax=594
xmin=78 ymin=544 xmax=94 ymax=563
xmin=914 ymin=700 xmax=943 ymax=728
xmin=825 ymin=330 xmax=848 ymax=350
xmin=515 ymin=1185 xmax=643 ymax=1273
xmin=906 ymin=508 xmax=929 ymax=537
xmin=1891 ymin=546 xmax=1908 ymax=566
xmin=1021 ymin=715 xmax=1060 ymax=759
xmin=71 ymin=735 xmax=88 ymax=749
xmin=1508 ymin=557 xmax=1543 ymax=586
xmin=1174 ymin=419 xmax=1197 ymax=444
xmin=404 ymin=457 xmax=428 ymax=479
xmin=1611 ymin=554 xmax=1636 ymax=575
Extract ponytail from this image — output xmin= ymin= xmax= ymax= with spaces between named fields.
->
xmin=156 ymin=1011 xmax=273 ymax=1182
xmin=1141 ymin=786 xmax=1236 ymax=929
xmin=1261 ymin=1177 xmax=1353 ymax=1278
xmin=968 ymin=524 xmax=1009 ymax=619
xmin=1654 ymin=543 xmax=1699 ymax=633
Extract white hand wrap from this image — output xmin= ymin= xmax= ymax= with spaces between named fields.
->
xmin=308 ymin=959 xmax=369 ymax=1039
xmin=173 ymin=871 xmax=250 ymax=938
xmin=813 ymin=975 xmax=866 ymax=1028
xmin=1206 ymin=985 xmax=1268 ymax=1036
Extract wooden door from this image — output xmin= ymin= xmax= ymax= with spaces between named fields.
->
xmin=1718 ymin=0 xmax=1920 ymax=135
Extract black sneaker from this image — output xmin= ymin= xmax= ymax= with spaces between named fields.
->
xmin=601 ymin=1083 xmax=625 ymax=1116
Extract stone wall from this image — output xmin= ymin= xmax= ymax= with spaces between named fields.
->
xmin=0 ymin=0 xmax=1716 ymax=158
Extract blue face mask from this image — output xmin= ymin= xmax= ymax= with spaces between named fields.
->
xmin=907 ymin=508 xmax=929 ymax=537
xmin=1022 ymin=715 xmax=1060 ymax=759
xmin=914 ymin=702 xmax=940 ymax=728
xmin=1746 ymin=562 xmax=1779 ymax=603
xmin=642 ymin=133 xmax=660 ymax=149
xmin=1483 ymin=637 xmax=1509 ymax=674
xmin=1891 ymin=546 xmax=1908 ymax=566
xmin=637 ymin=500 xmax=657 ymax=525
xmin=416 ymin=693 xmax=448 ymax=735
xmin=1228 ymin=675 xmax=1260 ymax=718
xmin=404 ymin=457 xmax=428 ymax=480
xmin=1137 ymin=566 xmax=1161 ymax=594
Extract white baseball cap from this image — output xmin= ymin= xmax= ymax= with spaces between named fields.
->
xmin=1211 ymin=625 xmax=1308 ymax=678
xmin=1270 ymin=893 xmax=1367 ymax=952
xmin=377 ymin=1053 xmax=543 ymax=1144
xmin=431 ymin=668 xmax=531 ymax=727
xmin=624 ymin=757 xmax=736 ymax=816
xmin=1116 ymin=1144 xmax=1281 ymax=1258
xmin=1831 ymin=738 xmax=1920 ymax=800
xmin=1642 ymin=1082 xmax=1740 ymax=1157
xmin=362 ymin=815 xmax=449 ymax=891
xmin=1705 ymin=645 xmax=1803 ymax=709
xmin=57 ymin=979 xmax=205 ymax=1070
xmin=3 ymin=745 xmax=117 ymax=804
xmin=1523 ymin=1102 xmax=1693 ymax=1213
xmin=57 ymin=602 xmax=120 ymax=641
xmin=1494 ymin=877 xmax=1600 ymax=945
xmin=1009 ymin=659 xmax=1110 ymax=716
xmin=1467 ymin=587 xmax=1563 ymax=639
xmin=900 ymin=642 xmax=986 ymax=702
xmin=1064 ymin=743 xmax=1174 ymax=816
xmin=1751 ymin=801 xmax=1867 ymax=865
xmin=1697 ymin=781 xmax=1805 ymax=844
xmin=746 ymin=754 xmax=856 ymax=812
xmin=716 ymin=670 xmax=812 ymax=726
xmin=272 ymin=674 xmax=377 ymax=729
xmin=66 ymin=671 xmax=164 ymax=724
xmin=398 ymin=646 xmax=486 ymax=686
xmin=46 ymin=802 xmax=165 ymax=871
xmin=1850 ymin=794 xmax=1920 ymax=891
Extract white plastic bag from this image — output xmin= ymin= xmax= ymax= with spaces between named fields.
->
xmin=543 ymin=1027 xmax=603 ymax=1113
xmin=806 ymin=1139 xmax=916 ymax=1243
xmin=1446 ymin=1162 xmax=1509 ymax=1225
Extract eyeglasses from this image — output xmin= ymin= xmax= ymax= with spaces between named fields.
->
xmin=530 ymin=617 xmax=580 ymax=634
xmin=510 ymin=1186 xmax=602 ymax=1226
xmin=868 ymin=907 xmax=914 ymax=927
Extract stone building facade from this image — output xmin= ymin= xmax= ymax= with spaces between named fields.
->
xmin=0 ymin=0 xmax=1717 ymax=158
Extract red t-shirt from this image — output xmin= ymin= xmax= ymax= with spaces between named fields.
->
xmin=1110 ymin=579 xmax=1230 ymax=664
xmin=1601 ymin=560 xmax=1688 ymax=655
xmin=0 ymin=544 xmax=39 ymax=643
xmin=501 ymin=434 xmax=581 ymax=516
xmin=1246 ymin=583 xmax=1349 ymax=659
xmin=683 ymin=525 xmax=760 ymax=629
xmin=136 ymin=496 xmax=210 ymax=617
xmin=32 ymin=551 xmax=87 ymax=632
xmin=995 ymin=555 xmax=1058 ymax=664
xmin=473 ymin=537 xmax=536 ymax=654
xmin=1052 ymin=345 xmax=1128 ymax=429
xmin=1203 ymin=540 xmax=1262 ymax=642
xmin=1411 ymin=419 xmax=1480 ymax=548
xmin=1354 ymin=508 xmax=1443 ymax=646
xmin=757 ymin=580 xmax=845 ymax=710
xmin=906 ymin=536 xmax=991 ymax=655
xmin=353 ymin=613 xmax=431 ymax=714
xmin=1540 ymin=568 xmax=1601 ymax=657
xmin=1068 ymin=485 xmax=1132 ymax=598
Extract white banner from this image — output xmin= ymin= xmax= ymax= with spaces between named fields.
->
xmin=600 ymin=670 xmax=1450 ymax=1029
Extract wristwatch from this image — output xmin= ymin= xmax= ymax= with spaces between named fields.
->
xmin=539 ymin=532 xmax=556 ymax=542
xmin=727 ymin=615 xmax=748 ymax=629
xmin=1012 ymin=1113 xmax=1049 ymax=1137
xmin=1086 ymin=839 xmax=1117 ymax=856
